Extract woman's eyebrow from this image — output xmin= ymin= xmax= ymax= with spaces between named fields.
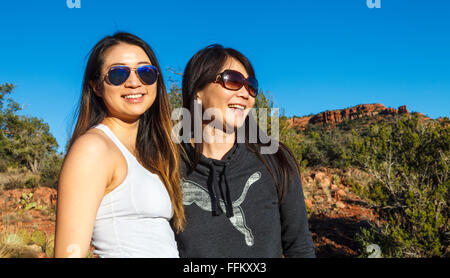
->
xmin=107 ymin=61 xmax=151 ymax=67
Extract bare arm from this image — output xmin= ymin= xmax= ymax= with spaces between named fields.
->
xmin=54 ymin=133 xmax=113 ymax=258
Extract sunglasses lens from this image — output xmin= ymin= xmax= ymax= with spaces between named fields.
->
xmin=137 ymin=65 xmax=158 ymax=85
xmin=220 ymin=70 xmax=258 ymax=97
xmin=222 ymin=70 xmax=245 ymax=90
xmin=247 ymin=77 xmax=259 ymax=97
xmin=108 ymin=66 xmax=130 ymax=86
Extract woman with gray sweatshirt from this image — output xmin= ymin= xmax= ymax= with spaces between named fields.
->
xmin=174 ymin=44 xmax=315 ymax=258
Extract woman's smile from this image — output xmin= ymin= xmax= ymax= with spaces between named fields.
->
xmin=227 ymin=103 xmax=247 ymax=117
xmin=121 ymin=92 xmax=147 ymax=104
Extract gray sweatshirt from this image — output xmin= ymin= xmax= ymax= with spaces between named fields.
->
xmin=175 ymin=142 xmax=316 ymax=258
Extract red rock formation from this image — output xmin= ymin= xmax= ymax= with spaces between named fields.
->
xmin=309 ymin=104 xmax=387 ymax=126
xmin=288 ymin=104 xmax=413 ymax=130
xmin=398 ymin=105 xmax=409 ymax=114
xmin=381 ymin=107 xmax=397 ymax=115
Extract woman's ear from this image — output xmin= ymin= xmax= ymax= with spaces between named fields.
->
xmin=196 ymin=91 xmax=203 ymax=102
xmin=90 ymin=80 xmax=102 ymax=97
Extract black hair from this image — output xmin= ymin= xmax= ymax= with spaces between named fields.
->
xmin=181 ymin=44 xmax=300 ymax=204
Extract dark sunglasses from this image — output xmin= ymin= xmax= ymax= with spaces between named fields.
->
xmin=104 ymin=65 xmax=159 ymax=86
xmin=214 ymin=70 xmax=259 ymax=98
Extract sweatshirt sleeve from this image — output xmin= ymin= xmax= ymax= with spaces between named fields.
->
xmin=279 ymin=162 xmax=316 ymax=258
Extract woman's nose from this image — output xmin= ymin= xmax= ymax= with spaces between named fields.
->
xmin=124 ymin=70 xmax=143 ymax=88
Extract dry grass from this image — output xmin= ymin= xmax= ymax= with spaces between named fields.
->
xmin=0 ymin=166 xmax=60 ymax=258
xmin=0 ymin=167 xmax=40 ymax=190
xmin=0 ymin=226 xmax=40 ymax=258
xmin=2 ymin=211 xmax=34 ymax=226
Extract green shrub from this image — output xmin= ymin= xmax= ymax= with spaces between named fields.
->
xmin=0 ymin=159 xmax=7 ymax=173
xmin=31 ymin=230 xmax=47 ymax=251
xmin=23 ymin=177 xmax=40 ymax=189
xmin=352 ymin=115 xmax=449 ymax=257
xmin=39 ymin=153 xmax=63 ymax=189
xmin=4 ymin=177 xmax=22 ymax=190
xmin=298 ymin=124 xmax=354 ymax=169
xmin=19 ymin=193 xmax=37 ymax=211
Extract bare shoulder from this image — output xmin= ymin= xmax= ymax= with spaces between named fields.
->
xmin=58 ymin=128 xmax=120 ymax=194
xmin=63 ymin=128 xmax=118 ymax=170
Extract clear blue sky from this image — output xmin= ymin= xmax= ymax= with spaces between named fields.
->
xmin=1 ymin=0 xmax=449 ymax=153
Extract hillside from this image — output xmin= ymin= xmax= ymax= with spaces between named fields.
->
xmin=281 ymin=103 xmax=449 ymax=257
xmin=287 ymin=103 xmax=431 ymax=130
xmin=1 ymin=81 xmax=449 ymax=258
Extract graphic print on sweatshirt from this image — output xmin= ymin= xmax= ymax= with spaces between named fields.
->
xmin=181 ymin=172 xmax=262 ymax=246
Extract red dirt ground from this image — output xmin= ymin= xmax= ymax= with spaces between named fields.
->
xmin=1 ymin=168 xmax=383 ymax=258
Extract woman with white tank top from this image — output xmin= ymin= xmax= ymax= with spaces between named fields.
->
xmin=54 ymin=32 xmax=185 ymax=258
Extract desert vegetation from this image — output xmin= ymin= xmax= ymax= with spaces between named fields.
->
xmin=0 ymin=81 xmax=448 ymax=258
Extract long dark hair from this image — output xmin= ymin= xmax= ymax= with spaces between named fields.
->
xmin=68 ymin=32 xmax=185 ymax=232
xmin=181 ymin=44 xmax=300 ymax=203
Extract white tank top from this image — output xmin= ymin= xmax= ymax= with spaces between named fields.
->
xmin=91 ymin=124 xmax=179 ymax=258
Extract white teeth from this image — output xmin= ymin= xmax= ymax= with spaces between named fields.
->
xmin=228 ymin=104 xmax=245 ymax=110
xmin=124 ymin=94 xmax=143 ymax=99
